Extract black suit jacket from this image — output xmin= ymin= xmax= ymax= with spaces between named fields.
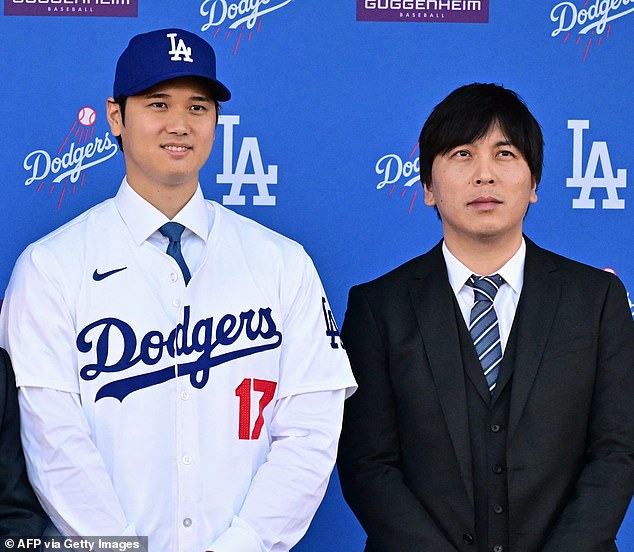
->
xmin=338 ymin=239 xmax=634 ymax=552
xmin=0 ymin=347 xmax=48 ymax=538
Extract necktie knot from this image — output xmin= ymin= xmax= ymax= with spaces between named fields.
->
xmin=468 ymin=274 xmax=505 ymax=303
xmin=159 ymin=222 xmax=185 ymax=243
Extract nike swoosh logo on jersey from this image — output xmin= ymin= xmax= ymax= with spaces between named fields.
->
xmin=93 ymin=267 xmax=128 ymax=281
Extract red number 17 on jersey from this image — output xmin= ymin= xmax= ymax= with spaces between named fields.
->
xmin=235 ymin=378 xmax=277 ymax=440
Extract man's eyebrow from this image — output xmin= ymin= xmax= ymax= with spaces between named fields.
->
xmin=189 ymin=95 xmax=213 ymax=102
xmin=143 ymin=92 xmax=213 ymax=102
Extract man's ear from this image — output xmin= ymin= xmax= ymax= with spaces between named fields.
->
xmin=423 ymin=180 xmax=436 ymax=206
xmin=106 ymin=97 xmax=123 ymax=137
xmin=529 ymin=175 xmax=538 ymax=205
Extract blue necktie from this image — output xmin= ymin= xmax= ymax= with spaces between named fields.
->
xmin=467 ymin=274 xmax=505 ymax=393
xmin=159 ymin=222 xmax=191 ymax=285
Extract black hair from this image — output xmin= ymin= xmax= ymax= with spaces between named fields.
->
xmin=419 ymin=83 xmax=544 ymax=190
xmin=113 ymin=95 xmax=127 ymax=151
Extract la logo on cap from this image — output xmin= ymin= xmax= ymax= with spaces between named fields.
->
xmin=167 ymin=32 xmax=193 ymax=63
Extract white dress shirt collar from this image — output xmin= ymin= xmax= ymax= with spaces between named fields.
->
xmin=442 ymin=238 xmax=526 ymax=295
xmin=113 ymin=177 xmax=211 ymax=245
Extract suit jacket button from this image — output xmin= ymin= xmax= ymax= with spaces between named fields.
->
xmin=490 ymin=424 xmax=502 ymax=433
xmin=493 ymin=504 xmax=504 ymax=514
xmin=462 ymin=533 xmax=474 ymax=545
xmin=493 ymin=546 xmax=504 ymax=552
xmin=492 ymin=464 xmax=505 ymax=474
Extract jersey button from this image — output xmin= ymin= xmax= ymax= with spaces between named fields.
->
xmin=182 ymin=455 xmax=192 ymax=465
xmin=182 ymin=518 xmax=192 ymax=528
xmin=180 ymin=391 xmax=190 ymax=401
xmin=170 ymin=272 xmax=178 ymax=282
xmin=172 ymin=298 xmax=181 ymax=308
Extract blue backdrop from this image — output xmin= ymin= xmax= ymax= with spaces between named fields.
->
xmin=1 ymin=1 xmax=633 ymax=549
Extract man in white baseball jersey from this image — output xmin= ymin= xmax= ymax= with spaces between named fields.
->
xmin=0 ymin=28 xmax=356 ymax=552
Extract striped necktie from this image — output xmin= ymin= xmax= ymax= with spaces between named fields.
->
xmin=467 ymin=274 xmax=505 ymax=393
xmin=159 ymin=222 xmax=191 ymax=285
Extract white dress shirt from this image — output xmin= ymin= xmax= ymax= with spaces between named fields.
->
xmin=442 ymin=239 xmax=526 ymax=354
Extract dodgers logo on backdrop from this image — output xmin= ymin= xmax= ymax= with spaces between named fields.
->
xmin=550 ymin=0 xmax=633 ymax=60
xmin=4 ymin=0 xmax=138 ymax=17
xmin=21 ymin=106 xmax=118 ymax=209
xmin=566 ymin=119 xmax=627 ymax=209
xmin=199 ymin=0 xmax=293 ymax=54
xmin=374 ymin=142 xmax=423 ymax=214
xmin=77 ymin=305 xmax=282 ymax=402
xmin=216 ymin=115 xmax=278 ymax=206
xmin=356 ymin=0 xmax=489 ymax=23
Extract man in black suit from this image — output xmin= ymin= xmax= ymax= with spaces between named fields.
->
xmin=0 ymin=347 xmax=47 ymax=539
xmin=337 ymin=83 xmax=634 ymax=552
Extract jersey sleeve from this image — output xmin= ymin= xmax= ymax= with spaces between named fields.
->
xmin=275 ymin=248 xmax=356 ymax=400
xmin=0 ymin=243 xmax=81 ymax=392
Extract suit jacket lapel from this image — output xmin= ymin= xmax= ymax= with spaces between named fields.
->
xmin=409 ymin=243 xmax=475 ymax=508
xmin=507 ymin=238 xmax=562 ymax=441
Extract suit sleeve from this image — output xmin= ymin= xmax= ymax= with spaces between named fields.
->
xmin=542 ymin=275 xmax=634 ymax=552
xmin=337 ymin=285 xmax=458 ymax=552
xmin=0 ymin=348 xmax=48 ymax=538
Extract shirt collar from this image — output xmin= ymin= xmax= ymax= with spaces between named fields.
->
xmin=442 ymin=238 xmax=526 ymax=296
xmin=114 ymin=178 xmax=210 ymax=245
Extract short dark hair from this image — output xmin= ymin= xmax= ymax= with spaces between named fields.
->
xmin=419 ymin=83 xmax=544 ymax=189
xmin=111 ymin=90 xmax=221 ymax=152
xmin=113 ymin=95 xmax=127 ymax=151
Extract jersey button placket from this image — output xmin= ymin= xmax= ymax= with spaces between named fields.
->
xmin=176 ymin=331 xmax=199 ymax=552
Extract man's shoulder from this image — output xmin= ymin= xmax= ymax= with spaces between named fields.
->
xmin=526 ymin=238 xmax=617 ymax=285
xmin=351 ymin=242 xmax=443 ymax=295
xmin=16 ymin=198 xmax=117 ymax=272
xmin=27 ymin=198 xmax=116 ymax=251
xmin=209 ymin=200 xmax=307 ymax=256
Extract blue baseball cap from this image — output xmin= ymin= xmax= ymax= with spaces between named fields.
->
xmin=113 ymin=28 xmax=231 ymax=101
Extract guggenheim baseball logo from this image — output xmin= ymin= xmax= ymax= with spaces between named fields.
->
xmin=21 ymin=106 xmax=118 ymax=209
xmin=550 ymin=0 xmax=633 ymax=60
xmin=357 ymin=0 xmax=489 ymax=22
xmin=199 ymin=0 xmax=293 ymax=54
xmin=5 ymin=0 xmax=138 ymax=17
